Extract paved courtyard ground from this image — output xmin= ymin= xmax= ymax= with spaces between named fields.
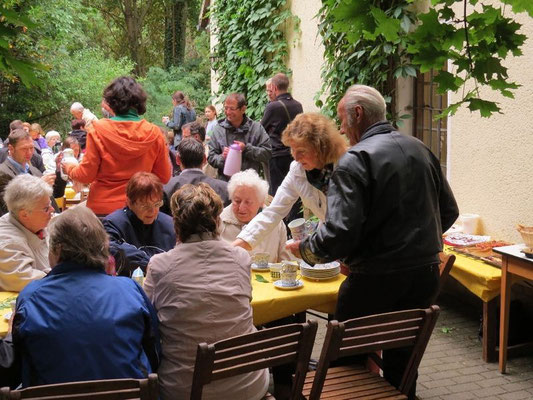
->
xmin=309 ymin=293 xmax=533 ymax=399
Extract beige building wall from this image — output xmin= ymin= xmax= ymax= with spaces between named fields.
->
xmin=448 ymin=10 xmax=533 ymax=242
xmin=285 ymin=0 xmax=324 ymax=112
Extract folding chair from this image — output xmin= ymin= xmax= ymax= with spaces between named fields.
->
xmin=431 ymin=253 xmax=456 ymax=304
xmin=303 ymin=306 xmax=440 ymax=400
xmin=0 ymin=373 xmax=158 ymax=400
xmin=190 ymin=320 xmax=318 ymax=400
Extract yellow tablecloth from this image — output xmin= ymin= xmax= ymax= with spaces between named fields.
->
xmin=446 ymin=248 xmax=501 ymax=302
xmin=250 ymin=271 xmax=345 ymax=325
xmin=0 ymin=291 xmax=17 ymax=337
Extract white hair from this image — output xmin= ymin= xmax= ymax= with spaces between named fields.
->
xmin=4 ymin=174 xmax=52 ymax=215
xmin=45 ymin=130 xmax=61 ymax=140
xmin=70 ymin=102 xmax=84 ymax=112
xmin=343 ymin=84 xmax=387 ymax=126
xmin=227 ymin=169 xmax=269 ymax=203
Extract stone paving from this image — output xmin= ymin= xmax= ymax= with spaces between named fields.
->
xmin=308 ymin=293 xmax=533 ymax=399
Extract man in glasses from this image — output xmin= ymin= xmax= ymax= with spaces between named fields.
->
xmin=0 ymin=174 xmax=54 ymax=291
xmin=208 ymin=93 xmax=271 ymax=181
xmin=103 ymin=172 xmax=176 ymax=276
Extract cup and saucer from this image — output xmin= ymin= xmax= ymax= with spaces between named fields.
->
xmin=273 ymin=279 xmax=304 ymax=290
xmin=251 ymin=252 xmax=270 ymax=271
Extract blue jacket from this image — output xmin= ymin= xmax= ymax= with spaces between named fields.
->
xmin=13 ymin=261 xmax=160 ymax=387
xmin=103 ymin=207 xmax=176 ymax=274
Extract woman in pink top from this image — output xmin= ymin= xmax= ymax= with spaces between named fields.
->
xmin=143 ymin=183 xmax=268 ymax=400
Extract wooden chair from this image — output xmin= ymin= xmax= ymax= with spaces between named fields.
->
xmin=302 ymin=306 xmax=440 ymax=400
xmin=432 ymin=253 xmax=456 ymax=304
xmin=190 ymin=320 xmax=318 ymax=400
xmin=0 ymin=373 xmax=158 ymax=400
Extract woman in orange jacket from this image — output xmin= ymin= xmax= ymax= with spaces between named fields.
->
xmin=63 ymin=76 xmax=171 ymax=216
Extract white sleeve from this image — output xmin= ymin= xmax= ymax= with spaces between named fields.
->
xmin=238 ymin=162 xmax=302 ymax=249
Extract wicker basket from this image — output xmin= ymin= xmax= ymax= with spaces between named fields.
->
xmin=517 ymin=224 xmax=533 ymax=248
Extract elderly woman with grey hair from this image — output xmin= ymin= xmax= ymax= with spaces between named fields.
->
xmin=12 ymin=206 xmax=160 ymax=388
xmin=220 ymin=169 xmax=292 ymax=263
xmin=0 ymin=174 xmax=53 ymax=291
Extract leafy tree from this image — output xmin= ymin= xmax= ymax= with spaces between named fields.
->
xmin=318 ymin=0 xmax=533 ymax=119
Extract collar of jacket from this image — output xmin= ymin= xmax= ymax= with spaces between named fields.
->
xmin=275 ymin=93 xmax=293 ymax=101
xmin=359 ymin=121 xmax=396 ymax=142
xmin=8 ymin=212 xmax=47 ymax=244
xmin=183 ymin=232 xmax=218 ymax=243
xmin=111 ymin=109 xmax=141 ymax=121
xmin=49 ymin=260 xmax=106 ymax=276
xmin=219 ymin=115 xmax=252 ymax=133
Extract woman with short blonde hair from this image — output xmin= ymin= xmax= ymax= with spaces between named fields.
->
xmin=234 ymin=112 xmax=348 ymax=252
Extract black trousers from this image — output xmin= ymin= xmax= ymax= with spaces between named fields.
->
xmin=269 ymin=155 xmax=292 ymax=196
xmin=335 ymin=264 xmax=439 ymax=400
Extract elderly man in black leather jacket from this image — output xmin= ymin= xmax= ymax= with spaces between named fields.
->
xmin=288 ymin=84 xmax=459 ymax=400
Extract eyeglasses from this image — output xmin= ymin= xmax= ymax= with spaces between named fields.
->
xmin=137 ymin=200 xmax=163 ymax=211
xmin=33 ymin=203 xmax=53 ymax=214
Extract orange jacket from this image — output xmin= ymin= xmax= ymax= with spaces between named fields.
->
xmin=65 ymin=118 xmax=171 ymax=215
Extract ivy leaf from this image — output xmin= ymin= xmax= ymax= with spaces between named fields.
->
xmin=467 ymin=98 xmax=501 ymax=117
xmin=255 ymin=274 xmax=269 ymax=283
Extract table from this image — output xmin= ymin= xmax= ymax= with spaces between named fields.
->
xmin=445 ymin=248 xmax=501 ymax=361
xmin=0 ymin=274 xmax=345 ymax=336
xmin=493 ymin=244 xmax=533 ymax=373
xmin=0 ymin=291 xmax=17 ymax=336
xmin=250 ymin=271 xmax=345 ymax=325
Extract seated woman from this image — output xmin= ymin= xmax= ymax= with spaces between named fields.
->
xmin=220 ymin=169 xmax=292 ymax=262
xmin=144 ymin=183 xmax=268 ymax=400
xmin=12 ymin=206 xmax=160 ymax=387
xmin=233 ymin=113 xmax=347 ymax=251
xmin=103 ymin=172 xmax=175 ymax=275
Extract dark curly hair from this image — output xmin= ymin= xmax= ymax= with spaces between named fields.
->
xmin=103 ymin=76 xmax=147 ymax=115
xmin=170 ymin=183 xmax=222 ymax=242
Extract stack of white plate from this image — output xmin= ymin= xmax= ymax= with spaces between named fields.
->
xmin=300 ymin=261 xmax=340 ymax=280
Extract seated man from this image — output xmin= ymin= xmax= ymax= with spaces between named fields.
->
xmin=0 ymin=175 xmax=53 ymax=291
xmin=103 ymin=172 xmax=176 ymax=275
xmin=0 ymin=129 xmax=65 ymax=215
xmin=162 ymin=138 xmax=230 ymax=215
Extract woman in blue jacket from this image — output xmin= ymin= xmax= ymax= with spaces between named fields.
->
xmin=12 ymin=206 xmax=160 ymax=388
xmin=162 ymin=91 xmax=196 ymax=149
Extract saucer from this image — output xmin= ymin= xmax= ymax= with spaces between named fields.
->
xmin=251 ymin=263 xmax=270 ymax=271
xmin=273 ymin=280 xmax=304 ymax=290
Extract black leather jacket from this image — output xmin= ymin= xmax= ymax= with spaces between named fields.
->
xmin=301 ymin=121 xmax=459 ymax=274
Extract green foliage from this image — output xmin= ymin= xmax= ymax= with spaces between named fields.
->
xmin=316 ymin=0 xmax=418 ymax=120
xmin=211 ymin=0 xmax=299 ymax=120
xmin=318 ymin=0 xmax=532 ymax=119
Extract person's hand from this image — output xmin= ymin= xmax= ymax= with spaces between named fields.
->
xmin=61 ymin=161 xmax=77 ymax=175
xmin=233 ymin=238 xmax=252 ymax=251
xmin=234 ymin=140 xmax=245 ymax=151
xmin=54 ymin=152 xmax=64 ymax=169
xmin=286 ymin=239 xmax=302 ymax=259
xmin=222 ymin=146 xmax=230 ymax=159
xmin=41 ymin=173 xmax=56 ymax=186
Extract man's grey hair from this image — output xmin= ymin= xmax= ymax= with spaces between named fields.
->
xmin=48 ymin=206 xmax=110 ymax=270
xmin=227 ymin=169 xmax=269 ymax=204
xmin=4 ymin=174 xmax=52 ymax=215
xmin=343 ymin=84 xmax=387 ymax=126
xmin=70 ymin=102 xmax=84 ymax=112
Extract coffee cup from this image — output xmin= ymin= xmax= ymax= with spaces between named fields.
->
xmin=279 ymin=261 xmax=301 ymax=287
xmin=288 ymin=218 xmax=307 ymax=240
xmin=270 ymin=263 xmax=282 ymax=280
xmin=252 ymin=252 xmax=269 ymax=268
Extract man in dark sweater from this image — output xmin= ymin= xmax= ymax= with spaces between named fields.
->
xmin=261 ymin=73 xmax=303 ymax=196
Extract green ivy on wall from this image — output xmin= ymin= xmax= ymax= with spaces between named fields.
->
xmin=317 ymin=0 xmax=533 ymax=120
xmin=211 ymin=0 xmax=299 ymax=120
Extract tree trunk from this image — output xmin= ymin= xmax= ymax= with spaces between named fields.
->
xmin=164 ymin=0 xmax=187 ymax=69
xmin=122 ymin=0 xmax=151 ymax=76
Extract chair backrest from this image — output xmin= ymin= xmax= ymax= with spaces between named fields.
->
xmin=309 ymin=306 xmax=440 ymax=400
xmin=432 ymin=253 xmax=456 ymax=304
xmin=0 ymin=374 xmax=158 ymax=400
xmin=190 ymin=320 xmax=318 ymax=400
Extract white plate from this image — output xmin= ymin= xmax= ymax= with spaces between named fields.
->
xmin=302 ymin=274 xmax=339 ymax=281
xmin=251 ymin=263 xmax=270 ymax=271
xmin=3 ymin=311 xmax=12 ymax=321
xmin=300 ymin=261 xmax=340 ymax=270
xmin=273 ymin=280 xmax=304 ymax=290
